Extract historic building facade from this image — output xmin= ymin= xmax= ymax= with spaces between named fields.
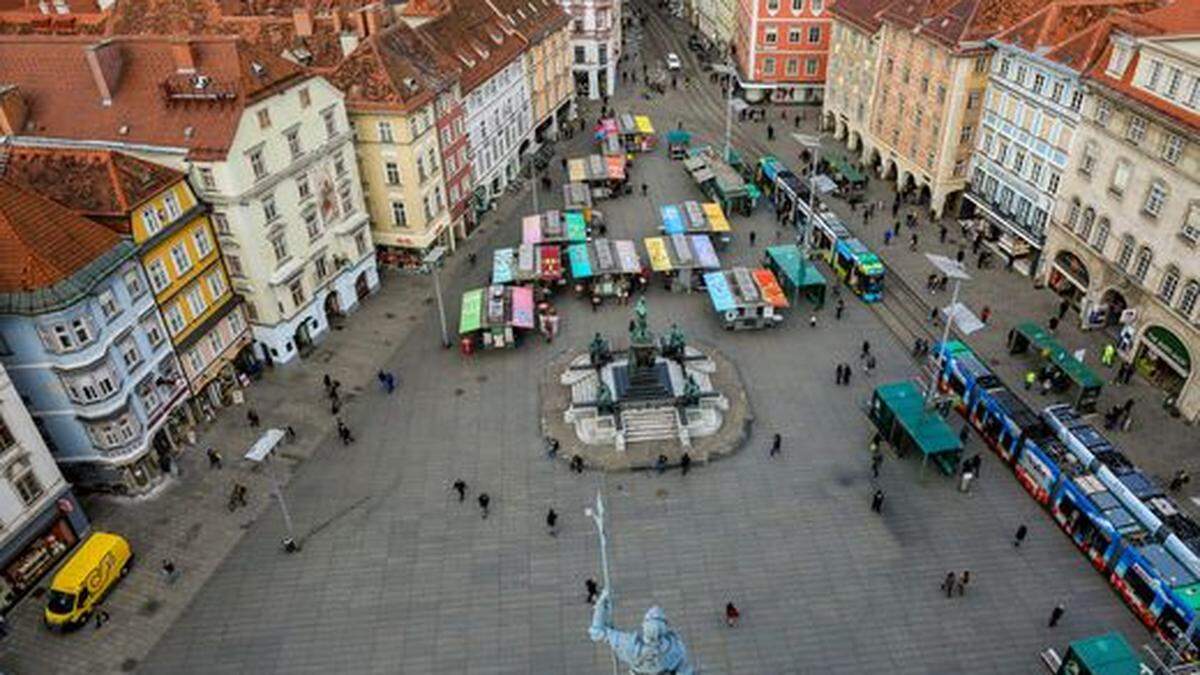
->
xmin=734 ymin=0 xmax=832 ymax=103
xmin=824 ymin=0 xmax=891 ymax=161
xmin=562 ymin=0 xmax=622 ymax=99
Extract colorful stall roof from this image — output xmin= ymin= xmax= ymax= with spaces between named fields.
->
xmin=539 ymin=245 xmax=562 ymax=281
xmin=511 ymin=286 xmax=534 ymax=329
xmin=614 ymin=240 xmax=642 ymax=273
xmin=459 ymin=288 xmax=484 ymax=334
xmin=459 ymin=285 xmax=535 ymax=334
xmin=643 ymin=235 xmax=720 ymax=272
xmin=605 ymin=155 xmax=626 ymax=180
xmin=523 ymin=211 xmax=585 ymax=245
xmin=571 ymin=239 xmax=643 ymax=279
xmin=704 ymin=272 xmax=736 ymax=312
xmin=564 ymin=211 xmax=588 ymax=241
xmin=563 ymin=182 xmax=592 ymax=210
xmin=752 ymin=268 xmax=788 ymax=307
xmin=597 ymin=118 xmax=618 ymax=137
xmin=492 ymin=248 xmax=516 ymax=285
xmin=660 ymin=205 xmax=685 ymax=235
xmin=662 ymin=202 xmax=731 ymax=235
xmin=701 ymin=203 xmax=731 ymax=232
xmin=704 ymin=267 xmax=788 ymax=313
xmin=568 ymin=244 xmax=592 ymax=279
xmin=634 ymin=115 xmax=654 ymax=135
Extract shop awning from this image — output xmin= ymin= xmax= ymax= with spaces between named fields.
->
xmin=661 ymin=205 xmax=685 ymax=234
xmin=492 ymin=248 xmax=515 ymax=285
xmin=830 ymin=155 xmax=865 ymax=183
xmin=1143 ymin=325 xmax=1191 ymax=375
xmin=605 ymin=155 xmax=626 ymax=180
xmin=568 ymin=158 xmax=587 ymax=182
xmin=568 ymin=244 xmax=592 ymax=279
xmin=666 ymin=129 xmax=691 ymax=145
xmin=540 ymin=245 xmax=562 ymax=281
xmin=614 ymin=240 xmax=642 ymax=273
xmin=459 ymin=288 xmax=484 ymax=334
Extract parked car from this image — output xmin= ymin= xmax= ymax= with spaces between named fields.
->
xmin=665 ymin=52 xmax=682 ymax=71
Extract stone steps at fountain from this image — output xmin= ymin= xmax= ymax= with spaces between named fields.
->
xmin=621 ymin=408 xmax=679 ymax=444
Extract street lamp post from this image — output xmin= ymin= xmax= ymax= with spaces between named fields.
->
xmin=790 ymin=133 xmax=823 ymax=308
xmin=423 ymin=246 xmax=450 ymax=349
xmin=244 ymin=428 xmax=297 ymax=551
xmin=923 ymin=254 xmax=974 ymax=407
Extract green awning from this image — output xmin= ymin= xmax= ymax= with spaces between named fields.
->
xmin=666 ymin=129 xmax=691 ymax=145
xmin=459 ymin=289 xmax=484 ymax=334
xmin=874 ymin=381 xmax=961 ymax=456
xmin=831 ymin=155 xmax=865 ymax=183
xmin=1064 ymin=633 xmax=1143 ymax=675
xmin=766 ymin=245 xmax=826 ymax=290
xmin=1144 ymin=325 xmax=1191 ymax=373
xmin=1014 ymin=321 xmax=1104 ymax=389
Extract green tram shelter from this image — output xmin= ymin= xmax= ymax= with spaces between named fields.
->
xmin=763 ymin=244 xmax=826 ymax=308
xmin=1006 ymin=321 xmax=1103 ymax=412
xmin=868 ymin=381 xmax=963 ymax=476
xmin=666 ymin=129 xmax=691 ymax=159
xmin=1054 ymin=633 xmax=1145 ymax=675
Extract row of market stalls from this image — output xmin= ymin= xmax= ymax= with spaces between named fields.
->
xmin=596 ymin=114 xmax=657 ymax=154
xmin=567 ymin=154 xmax=628 ymax=200
xmin=659 ymin=201 xmax=732 ymax=248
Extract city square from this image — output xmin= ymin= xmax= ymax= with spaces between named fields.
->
xmin=0 ymin=0 xmax=1195 ymax=673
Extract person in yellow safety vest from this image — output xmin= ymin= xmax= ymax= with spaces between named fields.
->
xmin=1024 ymin=370 xmax=1037 ymax=390
xmin=1102 ymin=343 xmax=1116 ymax=367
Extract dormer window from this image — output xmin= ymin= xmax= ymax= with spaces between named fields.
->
xmin=1106 ymin=43 xmax=1132 ymax=78
xmin=489 ymin=31 xmax=503 ymax=45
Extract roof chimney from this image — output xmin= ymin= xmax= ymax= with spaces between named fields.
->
xmin=84 ymin=40 xmax=123 ymax=107
xmin=364 ymin=6 xmax=382 ymax=36
xmin=170 ymin=39 xmax=196 ymax=73
xmin=293 ymin=7 xmax=313 ymax=37
xmin=0 ymin=85 xmax=29 ymax=135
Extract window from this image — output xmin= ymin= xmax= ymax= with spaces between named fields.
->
xmin=322 ymin=107 xmax=337 ymax=138
xmin=355 ymin=229 xmax=369 ymax=257
xmin=270 ymin=234 xmax=288 ymax=262
xmin=289 ymin=279 xmax=305 ymax=307
xmin=338 ymin=183 xmax=355 ymax=216
xmin=1069 ymin=90 xmax=1084 ymax=111
xmin=198 ymin=167 xmax=216 ymax=191
xmin=163 ymin=193 xmax=182 ymax=221
xmin=136 ymin=377 xmax=160 ymax=413
xmin=187 ymin=348 xmax=205 ymax=374
xmin=186 ymin=286 xmax=207 ymax=318
xmin=166 ymin=305 xmax=186 ymax=335
xmin=1110 ymin=159 xmax=1131 ymax=195
xmin=212 ymin=212 xmax=230 ymax=235
xmin=792 ymin=0 xmax=802 ymax=8
xmin=298 ymin=87 xmax=311 ymax=108
xmin=11 ymin=468 xmax=42 ymax=506
xmin=207 ymin=328 xmax=224 ymax=357
xmin=207 ymin=273 xmax=226 ymax=299
xmin=974 ymin=55 xmax=988 ymax=74
xmin=1051 ymin=81 xmax=1064 ymax=103
xmin=1144 ymin=181 xmax=1168 ymax=217
xmin=786 ymin=58 xmax=799 ymax=76
xmin=1067 ymin=198 xmax=1082 ymax=229
xmin=1160 ymin=266 xmax=1180 ymax=303
xmin=296 ymin=173 xmax=311 ymax=201
xmin=97 ymin=289 xmax=119 ymax=320
xmin=285 ymin=128 xmax=302 ymax=160
xmin=789 ymin=28 xmax=801 ymax=43
xmin=226 ymin=254 xmax=244 ymax=278
xmin=142 ymin=206 xmax=162 ymax=235
xmin=170 ymin=242 xmax=192 ymax=276
xmin=1093 ymin=218 xmax=1110 ymax=252
xmin=1032 ymin=73 xmax=1045 ymax=93
xmin=574 ymin=46 xmax=585 ymax=64
xmin=765 ymin=29 xmax=777 ymax=44
xmin=998 ymin=57 xmax=1010 ymax=78
xmin=256 ymin=107 xmax=271 ymax=129
xmin=1133 ymin=247 xmax=1152 ymax=282
xmin=967 ymin=91 xmax=981 ymax=109
xmin=228 ymin=308 xmax=244 ymax=335
xmin=1125 ymin=116 xmax=1147 ymax=144
xmin=248 ymin=148 xmax=267 ymax=180
xmin=1147 ymin=60 xmax=1163 ymax=90
xmin=1012 ymin=149 xmax=1026 ymax=174
xmin=303 ymin=209 xmax=321 ymax=241
xmin=262 ymin=195 xmax=279 ymax=223
xmin=1166 ymin=67 xmax=1183 ymax=99
xmin=767 ymin=0 xmax=778 ymax=9
xmin=378 ymin=121 xmax=394 ymax=143
xmin=1095 ymin=99 xmax=1111 ymax=126
xmin=1179 ymin=280 xmax=1200 ymax=317
xmin=811 ymin=0 xmax=822 ymax=11
xmin=1116 ymin=235 xmax=1135 ymax=270
xmin=806 ymin=58 xmax=818 ymax=75
xmin=124 ymin=269 xmax=145 ymax=299
xmin=142 ymin=315 xmax=164 ymax=348
xmin=1079 ymin=143 xmax=1097 ymax=176
xmin=334 ymin=152 xmax=346 ymax=177
xmin=1047 ymin=171 xmax=1061 ymax=196
xmin=763 ymin=58 xmax=775 ymax=75
xmin=314 ymin=255 xmax=329 ymax=281
xmin=1030 ymin=160 xmax=1043 ymax=185
xmin=1182 ymin=203 xmax=1200 ymax=243
xmin=1162 ymin=134 xmax=1184 ymax=164
xmin=381 ymin=162 xmax=401 ymax=187
xmin=1078 ymin=208 xmax=1095 ymax=240
xmin=193 ymin=229 xmax=212 ymax=258
xmin=808 ymin=26 xmax=821 ymax=43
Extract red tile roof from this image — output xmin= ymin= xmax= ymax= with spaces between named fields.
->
xmin=0 ymin=178 xmax=124 ymax=295
xmin=1083 ymin=2 xmax=1200 ymax=132
xmin=415 ymin=0 xmax=527 ymax=93
xmin=831 ymin=0 xmax=903 ymax=33
xmin=994 ymin=0 xmax=1163 ymax=68
xmin=2 ymin=147 xmax=183 ymax=225
xmin=328 ymin=20 xmax=457 ymax=113
xmin=486 ymin=0 xmax=570 ymax=44
xmin=880 ymin=0 xmax=1049 ymax=49
xmin=0 ymin=35 xmax=306 ymax=160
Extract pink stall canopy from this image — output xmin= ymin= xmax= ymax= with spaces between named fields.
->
xmin=522 ymin=215 xmax=541 ymax=244
xmin=511 ymin=286 xmax=535 ymax=329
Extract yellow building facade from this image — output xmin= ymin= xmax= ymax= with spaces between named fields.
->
xmin=132 ymin=179 xmax=251 ymax=407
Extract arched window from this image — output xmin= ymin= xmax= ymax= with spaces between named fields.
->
xmin=1079 ymin=207 xmax=1096 ymax=239
xmin=1159 ymin=265 xmax=1180 ymax=303
xmin=1133 ymin=247 xmax=1153 ymax=282
xmin=1067 ymin=198 xmax=1081 ymax=229
xmin=1179 ymin=280 xmax=1200 ymax=318
xmin=1092 ymin=217 xmax=1110 ymax=252
xmin=1116 ymin=235 xmax=1135 ymax=270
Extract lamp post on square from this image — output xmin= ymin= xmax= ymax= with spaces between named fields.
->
xmin=422 ymin=246 xmax=449 ymax=349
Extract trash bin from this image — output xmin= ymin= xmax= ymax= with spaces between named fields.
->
xmin=959 ymin=471 xmax=975 ymax=493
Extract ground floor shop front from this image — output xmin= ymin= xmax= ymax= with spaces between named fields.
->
xmin=0 ymin=487 xmax=89 ymax=614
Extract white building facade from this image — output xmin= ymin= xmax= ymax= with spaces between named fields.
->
xmin=464 ymin=59 xmax=535 ymax=205
xmin=192 ymin=75 xmax=380 ymax=365
xmin=562 ymin=0 xmax=622 ymax=99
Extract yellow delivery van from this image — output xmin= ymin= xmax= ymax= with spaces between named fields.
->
xmin=44 ymin=532 xmax=132 ymax=630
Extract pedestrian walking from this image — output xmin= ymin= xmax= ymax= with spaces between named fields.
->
xmin=809 ymin=314 xmax=817 ymax=328
xmin=909 ymin=232 xmax=919 ymax=251
xmin=385 ymin=372 xmax=396 ymax=394
xmin=1102 ymin=343 xmax=1116 ymax=367
xmin=1048 ymin=604 xmax=1066 ymax=627
xmin=285 ymin=425 xmax=297 ymax=442
xmin=749 ymin=230 xmax=757 ymax=246
xmin=835 ymin=298 xmax=845 ymax=320
xmin=770 ymin=433 xmax=781 ymax=457
xmin=546 ymin=509 xmax=559 ymax=537
xmin=94 ymin=609 xmax=111 ymax=630
xmin=958 ymin=424 xmax=971 ymax=446
xmin=980 ymin=306 xmax=991 ymax=324
xmin=871 ymin=452 xmax=883 ymax=478
xmin=1058 ymin=299 xmax=1070 ymax=320
xmin=680 ymin=452 xmax=692 ymax=475
xmin=336 ymin=418 xmax=355 ymax=445
xmin=571 ymin=454 xmax=585 ymax=473
xmin=942 ymin=571 xmax=956 ymax=597
xmin=641 ymin=182 xmax=648 ymax=197
xmin=246 ymin=409 xmax=260 ymax=428
xmin=957 ymin=571 xmax=970 ymax=596
xmin=586 ymin=578 xmax=599 ymax=604
xmin=1024 ymin=370 xmax=1036 ymax=390
xmin=883 ymin=229 xmax=893 ymax=246
xmin=161 ymin=558 xmax=180 ymax=584
xmin=377 ymin=369 xmax=387 ymax=391
xmin=939 ymin=224 xmax=947 ymax=244
xmin=864 ymin=354 xmax=876 ymax=375
xmin=861 ymin=341 xmax=871 ymax=360
xmin=478 ymin=493 xmax=491 ymax=519
xmin=206 ymin=447 xmax=222 ymax=469
xmin=955 ymin=249 xmax=965 ymax=265
xmin=871 ymin=489 xmax=885 ymax=513
xmin=835 ymin=363 xmax=843 ymax=384
xmin=1013 ymin=524 xmax=1028 ymax=547
xmin=452 ymin=479 xmax=467 ymax=502
xmin=766 ymin=124 xmax=774 ymax=141
xmin=323 ymin=373 xmax=332 ymax=392
xmin=725 ymin=602 xmax=741 ymax=627
xmin=842 ymin=363 xmax=852 ymax=386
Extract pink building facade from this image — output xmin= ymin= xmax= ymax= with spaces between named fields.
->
xmin=733 ymin=0 xmax=831 ymax=103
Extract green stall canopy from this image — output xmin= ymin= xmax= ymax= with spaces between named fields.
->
xmin=459 ymin=289 xmax=484 ymax=334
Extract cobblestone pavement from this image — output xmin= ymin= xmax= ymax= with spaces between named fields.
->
xmin=0 ymin=1 xmax=1181 ymax=672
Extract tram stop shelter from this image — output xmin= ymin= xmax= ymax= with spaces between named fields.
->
xmin=869 ymin=381 xmax=963 ymax=476
xmin=492 ymin=244 xmax=563 ymax=286
xmin=660 ymin=201 xmax=732 ymax=248
xmin=522 ymin=211 xmax=588 ymax=246
xmin=644 ymin=234 xmax=721 ymax=292
xmin=764 ymin=244 xmax=826 ymax=308
xmin=1055 ymin=632 xmax=1144 ymax=675
xmin=1007 ymin=321 xmax=1103 ymax=412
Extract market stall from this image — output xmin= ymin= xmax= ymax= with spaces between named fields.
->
xmin=568 ymin=154 xmax=627 ymax=199
xmin=491 ymin=244 xmax=564 ymax=287
xmin=458 ymin=285 xmax=537 ymax=352
xmin=617 ymin=113 xmax=656 ymax=152
xmin=703 ymin=266 xmax=788 ymax=330
xmin=659 ymin=201 xmax=732 ymax=249
xmin=643 ymin=233 xmax=721 ymax=292
xmin=563 ymin=182 xmax=594 ymax=214
xmin=684 ymin=146 xmax=758 ymax=216
xmin=567 ymin=238 xmax=644 ymax=303
xmin=522 ymin=210 xmax=589 ymax=246
xmin=666 ymin=129 xmax=691 ymax=160
xmin=763 ymin=244 xmax=827 ymax=308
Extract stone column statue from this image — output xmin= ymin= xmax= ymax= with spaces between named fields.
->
xmin=589 ymin=589 xmax=695 ymax=674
